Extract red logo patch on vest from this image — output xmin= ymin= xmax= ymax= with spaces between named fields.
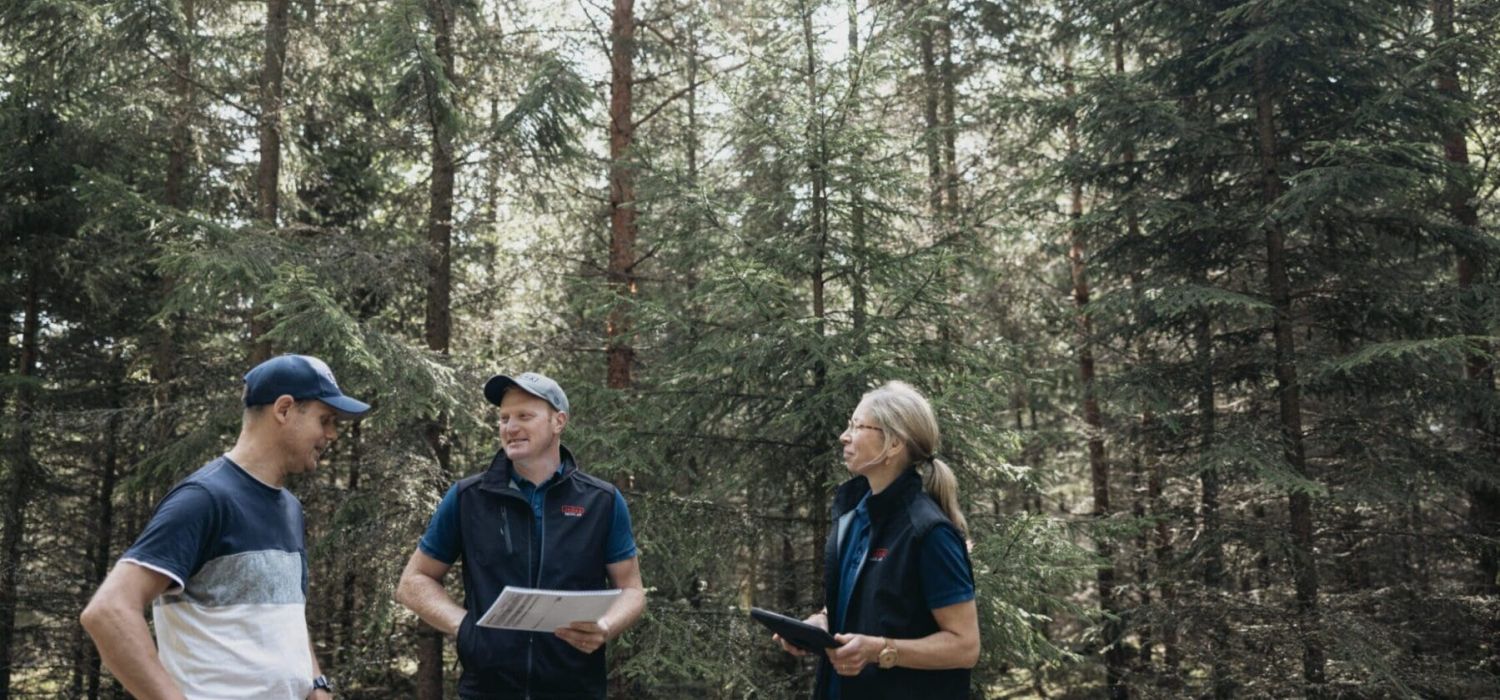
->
xmin=869 ymin=548 xmax=889 ymax=562
xmin=561 ymin=505 xmax=586 ymax=517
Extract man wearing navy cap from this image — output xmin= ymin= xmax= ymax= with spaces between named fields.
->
xmin=396 ymin=372 xmax=646 ymax=699
xmin=82 ymin=354 xmax=369 ymax=699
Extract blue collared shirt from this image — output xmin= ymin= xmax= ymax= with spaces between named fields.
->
xmin=833 ymin=494 xmax=872 ymax=633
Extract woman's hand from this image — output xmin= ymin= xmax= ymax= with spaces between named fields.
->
xmin=774 ymin=611 xmax=828 ymax=657
xmin=828 ymin=633 xmax=881 ymax=676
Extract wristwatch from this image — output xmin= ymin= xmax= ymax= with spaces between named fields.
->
xmin=312 ymin=675 xmax=333 ymax=694
xmin=877 ymin=637 xmax=898 ymax=669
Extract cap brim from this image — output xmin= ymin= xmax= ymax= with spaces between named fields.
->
xmin=320 ymin=394 xmax=371 ymax=417
xmin=484 ymin=375 xmax=520 ymax=406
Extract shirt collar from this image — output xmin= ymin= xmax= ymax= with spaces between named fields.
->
xmin=480 ymin=444 xmax=578 ymax=494
xmin=833 ymin=468 xmax=923 ymax=523
xmin=512 ymin=460 xmax=567 ymax=490
xmin=853 ymin=492 xmax=871 ymax=519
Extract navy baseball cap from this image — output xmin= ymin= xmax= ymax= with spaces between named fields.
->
xmin=243 ymin=354 xmax=371 ymax=417
xmin=484 ymin=372 xmax=569 ymax=413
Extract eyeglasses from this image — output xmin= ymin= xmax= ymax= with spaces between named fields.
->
xmin=845 ymin=420 xmax=884 ymax=434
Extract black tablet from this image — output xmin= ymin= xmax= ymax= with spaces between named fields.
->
xmin=751 ymin=607 xmax=839 ymax=652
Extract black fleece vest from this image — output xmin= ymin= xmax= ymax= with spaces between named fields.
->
xmin=816 ymin=469 xmax=973 ymax=700
xmin=451 ymin=445 xmax=618 ymax=699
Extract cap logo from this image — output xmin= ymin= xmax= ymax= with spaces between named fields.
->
xmin=561 ymin=505 xmax=586 ymax=517
xmin=869 ymin=548 xmax=889 ymax=562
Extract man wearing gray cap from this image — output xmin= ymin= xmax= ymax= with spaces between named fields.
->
xmin=396 ymin=372 xmax=646 ymax=699
xmin=81 ymin=354 xmax=369 ymax=699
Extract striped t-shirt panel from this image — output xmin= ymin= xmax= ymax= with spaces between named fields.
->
xmin=120 ymin=456 xmax=314 ymax=699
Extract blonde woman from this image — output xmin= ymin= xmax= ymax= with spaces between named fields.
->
xmin=776 ymin=381 xmax=980 ymax=699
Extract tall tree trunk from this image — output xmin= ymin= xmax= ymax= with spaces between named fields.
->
xmin=1188 ymin=105 xmax=1225 ymax=667
xmin=338 ymin=420 xmax=362 ymax=670
xmin=0 ymin=266 xmax=41 ymax=699
xmin=605 ymin=0 xmax=637 ymax=390
xmin=1253 ymin=51 xmax=1326 ymax=692
xmin=165 ymin=0 xmax=194 ymax=211
xmin=915 ymin=3 xmax=941 ymax=215
xmin=1197 ymin=304 xmax=1231 ymax=699
xmin=1432 ymin=0 xmax=1499 ymax=600
xmin=798 ymin=0 xmax=834 ymax=581
xmin=937 ymin=0 xmax=957 ymax=218
xmin=800 ymin=0 xmax=832 ymax=603
xmin=256 ymin=0 xmax=286 ymax=228
xmin=685 ymin=17 xmax=699 ymax=186
xmin=153 ymin=0 xmax=192 ymax=486
xmin=416 ymin=0 xmax=456 ymax=695
xmin=801 ymin=0 xmax=827 ymax=351
xmin=1433 ymin=0 xmax=1499 ymax=674
xmin=249 ymin=0 xmax=289 ymax=364
xmin=82 ymin=381 xmax=121 ymax=700
xmin=848 ymin=0 xmax=868 ymax=359
xmin=1065 ymin=45 xmax=1127 ymax=700
xmin=1114 ymin=33 xmax=1166 ymax=681
xmin=1128 ymin=449 xmax=1149 ymax=668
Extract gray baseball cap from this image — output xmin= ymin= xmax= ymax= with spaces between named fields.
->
xmin=484 ymin=372 xmax=569 ymax=413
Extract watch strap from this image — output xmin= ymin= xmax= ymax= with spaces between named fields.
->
xmin=878 ymin=637 xmax=898 ymax=669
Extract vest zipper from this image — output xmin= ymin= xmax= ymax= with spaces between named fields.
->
xmin=526 ymin=484 xmax=549 ymax=700
xmin=503 ymin=506 xmax=513 ymax=554
xmin=525 ymin=494 xmax=537 ymax=700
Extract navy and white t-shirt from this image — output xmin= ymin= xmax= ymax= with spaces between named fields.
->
xmin=121 ymin=456 xmax=315 ymax=699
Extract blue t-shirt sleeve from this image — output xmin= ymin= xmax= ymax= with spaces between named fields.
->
xmin=606 ymin=489 xmax=638 ymax=564
xmin=418 ymin=483 xmax=462 ymax=565
xmin=121 ymin=483 xmax=217 ymax=592
xmin=919 ymin=524 xmax=975 ymax=610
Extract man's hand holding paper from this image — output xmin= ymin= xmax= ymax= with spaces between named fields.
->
xmin=555 ymin=619 xmax=611 ymax=654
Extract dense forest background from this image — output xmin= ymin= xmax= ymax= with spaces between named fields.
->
xmin=3 ymin=0 xmax=1499 ymax=697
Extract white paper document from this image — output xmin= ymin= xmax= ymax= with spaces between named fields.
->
xmin=476 ymin=587 xmax=622 ymax=632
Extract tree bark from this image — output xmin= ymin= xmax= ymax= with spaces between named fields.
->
xmin=937 ymin=0 xmax=957 ymax=218
xmin=416 ymin=0 xmax=456 ymax=694
xmin=424 ymin=0 xmax=454 ymax=368
xmin=848 ymin=0 xmax=868 ymax=360
xmin=801 ymin=0 xmax=831 ymax=602
xmin=915 ymin=2 xmax=941 ymax=215
xmin=1432 ymin=0 xmax=1499 ymax=600
xmin=1114 ymin=33 xmax=1169 ymax=680
xmin=686 ymin=17 xmax=699 ymax=186
xmin=82 ymin=382 xmax=121 ymax=700
xmin=1065 ymin=45 xmax=1127 ymax=700
xmin=1197 ymin=303 xmax=1231 ymax=699
xmin=1183 ymin=103 xmax=1231 ymax=698
xmin=0 ymin=265 xmax=41 ymax=699
xmin=801 ymin=0 xmax=827 ymax=342
xmin=165 ymin=0 xmax=194 ymax=212
xmin=1253 ymin=51 xmax=1326 ymax=692
xmin=338 ymin=420 xmax=362 ymax=671
xmin=605 ymin=0 xmax=637 ymax=390
xmin=249 ymin=0 xmax=289 ymax=364
xmin=153 ymin=0 xmax=193 ymax=474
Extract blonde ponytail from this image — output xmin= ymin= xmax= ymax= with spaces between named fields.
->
xmin=922 ymin=458 xmax=968 ymax=538
xmin=860 ymin=381 xmax=968 ymax=537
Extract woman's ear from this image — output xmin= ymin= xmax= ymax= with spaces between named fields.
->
xmin=885 ymin=440 xmax=909 ymax=467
